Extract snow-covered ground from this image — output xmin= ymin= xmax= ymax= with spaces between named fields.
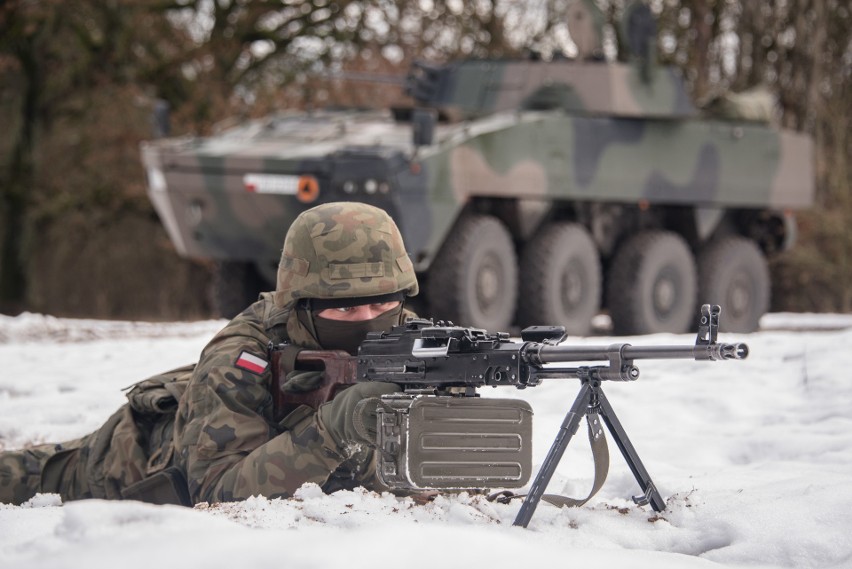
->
xmin=2 ymin=311 xmax=852 ymax=569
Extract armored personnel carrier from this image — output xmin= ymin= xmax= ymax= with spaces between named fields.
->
xmin=141 ymin=1 xmax=813 ymax=335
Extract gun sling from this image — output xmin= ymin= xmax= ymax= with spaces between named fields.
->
xmin=488 ymin=413 xmax=610 ymax=508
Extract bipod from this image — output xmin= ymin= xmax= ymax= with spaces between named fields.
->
xmin=512 ymin=370 xmax=666 ymax=528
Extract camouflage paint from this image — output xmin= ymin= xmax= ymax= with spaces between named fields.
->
xmin=436 ymin=113 xmax=814 ymax=208
xmin=430 ymin=60 xmax=696 ymax=119
xmin=141 ymin=58 xmax=814 ymax=277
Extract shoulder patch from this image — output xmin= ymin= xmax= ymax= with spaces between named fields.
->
xmin=235 ymin=351 xmax=269 ymax=375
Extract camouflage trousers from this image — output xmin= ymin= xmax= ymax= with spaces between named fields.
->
xmin=0 ymin=441 xmax=72 ymax=505
xmin=1 ymin=382 xmax=385 ymax=506
xmin=0 ymin=404 xmax=167 ymax=505
xmin=0 ymin=364 xmax=191 ymax=506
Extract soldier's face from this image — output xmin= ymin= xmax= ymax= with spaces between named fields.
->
xmin=317 ymin=301 xmax=401 ymax=322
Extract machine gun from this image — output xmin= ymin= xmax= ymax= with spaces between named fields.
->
xmin=271 ymin=304 xmax=748 ymax=527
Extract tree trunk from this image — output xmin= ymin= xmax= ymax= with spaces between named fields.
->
xmin=0 ymin=41 xmax=39 ymax=314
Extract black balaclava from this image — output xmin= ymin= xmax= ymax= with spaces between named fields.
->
xmin=296 ymin=293 xmax=405 ymax=355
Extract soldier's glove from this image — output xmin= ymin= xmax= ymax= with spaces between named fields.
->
xmin=281 ymin=370 xmax=325 ymax=393
xmin=318 ymin=382 xmax=401 ymax=452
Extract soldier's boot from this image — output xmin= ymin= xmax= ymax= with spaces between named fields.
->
xmin=0 ymin=443 xmax=61 ymax=505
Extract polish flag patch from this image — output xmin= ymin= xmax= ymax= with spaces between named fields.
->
xmin=235 ymin=351 xmax=268 ymax=375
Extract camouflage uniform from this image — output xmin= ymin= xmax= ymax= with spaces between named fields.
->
xmin=0 ymin=202 xmax=419 ymax=505
xmin=0 ymin=364 xmax=191 ymax=504
xmin=174 ymin=295 xmax=388 ymax=503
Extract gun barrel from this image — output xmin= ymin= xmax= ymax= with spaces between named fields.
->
xmin=534 ymin=342 xmax=749 ymax=364
xmin=624 ymin=343 xmax=748 ymax=360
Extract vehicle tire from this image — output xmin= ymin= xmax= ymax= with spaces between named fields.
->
xmin=427 ymin=214 xmax=518 ymax=331
xmin=517 ymin=223 xmax=601 ymax=335
xmin=697 ymin=236 xmax=769 ymax=333
xmin=606 ymin=231 xmax=697 ymax=335
xmin=209 ymin=261 xmax=266 ymax=318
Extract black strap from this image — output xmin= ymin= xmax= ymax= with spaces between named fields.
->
xmin=275 ymin=342 xmax=304 ymax=376
xmin=121 ymin=466 xmax=193 ymax=507
xmin=303 ymin=292 xmax=405 ymax=311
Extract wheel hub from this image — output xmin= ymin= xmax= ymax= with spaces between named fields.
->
xmin=476 ymin=255 xmax=502 ymax=310
xmin=561 ymin=262 xmax=583 ymax=309
xmin=653 ymin=275 xmax=677 ymax=315
xmin=728 ymin=274 xmax=751 ymax=317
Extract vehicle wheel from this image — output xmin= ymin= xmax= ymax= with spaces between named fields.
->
xmin=697 ymin=236 xmax=769 ymax=333
xmin=427 ymin=214 xmax=518 ymax=331
xmin=209 ymin=261 xmax=266 ymax=318
xmin=606 ymin=231 xmax=697 ymax=335
xmin=517 ymin=223 xmax=601 ymax=335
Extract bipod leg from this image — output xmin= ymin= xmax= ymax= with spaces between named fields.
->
xmin=596 ymin=389 xmax=666 ymax=512
xmin=513 ymin=382 xmax=593 ymax=528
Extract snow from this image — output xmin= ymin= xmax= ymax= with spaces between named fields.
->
xmin=2 ymin=311 xmax=852 ymax=569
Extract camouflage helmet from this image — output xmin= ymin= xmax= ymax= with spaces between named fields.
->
xmin=273 ymin=202 xmax=419 ymax=308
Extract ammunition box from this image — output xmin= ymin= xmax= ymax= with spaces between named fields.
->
xmin=376 ymin=395 xmax=533 ymax=490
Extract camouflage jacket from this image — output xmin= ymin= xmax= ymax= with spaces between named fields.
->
xmin=2 ymin=292 xmax=411 ymax=506
xmin=173 ymin=292 xmax=376 ymax=504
